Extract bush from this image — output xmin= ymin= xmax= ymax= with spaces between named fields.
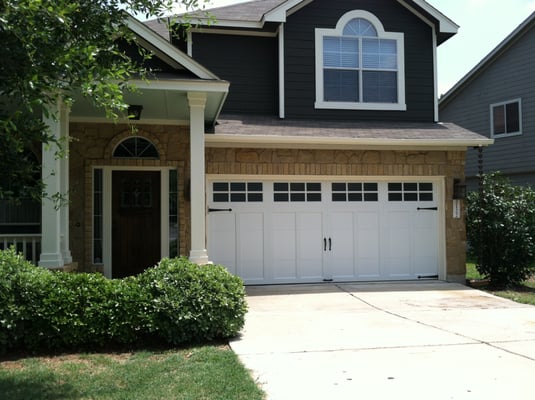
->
xmin=136 ymin=257 xmax=248 ymax=345
xmin=467 ymin=173 xmax=535 ymax=287
xmin=0 ymin=249 xmax=247 ymax=353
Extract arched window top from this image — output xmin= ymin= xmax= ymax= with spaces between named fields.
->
xmin=342 ymin=18 xmax=377 ymax=37
xmin=113 ymin=136 xmax=159 ymax=159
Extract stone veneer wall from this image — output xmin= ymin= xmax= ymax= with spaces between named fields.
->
xmin=69 ymin=123 xmax=191 ymax=273
xmin=206 ymin=148 xmax=467 ymax=283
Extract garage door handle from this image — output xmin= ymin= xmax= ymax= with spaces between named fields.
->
xmin=417 ymin=207 xmax=438 ymax=211
xmin=324 ymin=238 xmax=327 ymax=251
xmin=208 ymin=208 xmax=232 ymax=213
xmin=329 ymin=238 xmax=332 ymax=251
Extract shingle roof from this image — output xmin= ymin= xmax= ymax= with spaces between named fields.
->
xmin=195 ymin=0 xmax=286 ymax=22
xmin=207 ymin=114 xmax=493 ymax=148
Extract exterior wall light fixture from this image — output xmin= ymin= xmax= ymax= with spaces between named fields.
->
xmin=127 ymin=105 xmax=143 ymax=120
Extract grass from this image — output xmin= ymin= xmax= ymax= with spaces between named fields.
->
xmin=0 ymin=345 xmax=265 ymax=400
xmin=466 ymin=260 xmax=535 ymax=306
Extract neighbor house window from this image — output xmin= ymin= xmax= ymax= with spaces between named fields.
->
xmin=315 ymin=10 xmax=406 ymax=111
xmin=490 ymin=99 xmax=522 ymax=138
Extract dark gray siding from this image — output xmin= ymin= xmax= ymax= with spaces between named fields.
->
xmin=192 ymin=34 xmax=278 ymax=114
xmin=440 ymin=23 xmax=535 ymax=184
xmin=284 ymin=0 xmax=435 ymax=121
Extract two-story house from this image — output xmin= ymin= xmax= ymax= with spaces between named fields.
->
xmin=440 ymin=12 xmax=535 ymax=188
xmin=1 ymin=0 xmax=492 ymax=285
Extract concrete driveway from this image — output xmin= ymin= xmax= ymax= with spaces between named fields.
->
xmin=230 ymin=282 xmax=535 ymax=400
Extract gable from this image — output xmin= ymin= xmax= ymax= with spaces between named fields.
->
xmin=183 ymin=0 xmax=457 ymax=44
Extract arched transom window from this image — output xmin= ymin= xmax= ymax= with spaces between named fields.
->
xmin=113 ymin=136 xmax=159 ymax=159
xmin=315 ymin=10 xmax=406 ymax=111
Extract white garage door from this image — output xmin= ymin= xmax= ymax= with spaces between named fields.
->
xmin=207 ymin=179 xmax=442 ymax=284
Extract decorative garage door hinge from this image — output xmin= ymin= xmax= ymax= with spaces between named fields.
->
xmin=417 ymin=207 xmax=438 ymax=211
xmin=208 ymin=208 xmax=232 ymax=213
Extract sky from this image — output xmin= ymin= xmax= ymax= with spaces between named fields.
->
xmin=170 ymin=0 xmax=535 ymax=96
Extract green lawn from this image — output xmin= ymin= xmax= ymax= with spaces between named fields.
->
xmin=0 ymin=345 xmax=264 ymax=400
xmin=466 ymin=261 xmax=535 ymax=306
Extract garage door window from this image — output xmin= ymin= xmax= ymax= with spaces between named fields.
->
xmin=212 ymin=182 xmax=263 ymax=202
xmin=388 ymin=183 xmax=433 ymax=202
xmin=332 ymin=182 xmax=378 ymax=202
xmin=274 ymin=182 xmax=322 ymax=202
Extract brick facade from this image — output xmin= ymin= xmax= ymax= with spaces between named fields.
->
xmin=67 ymin=123 xmax=466 ymax=282
xmin=206 ymin=147 xmax=467 ymax=282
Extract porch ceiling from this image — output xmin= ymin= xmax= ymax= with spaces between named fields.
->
xmin=70 ymin=78 xmax=229 ymax=126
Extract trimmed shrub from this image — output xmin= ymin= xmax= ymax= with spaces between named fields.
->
xmin=136 ymin=257 xmax=248 ymax=345
xmin=0 ymin=249 xmax=247 ymax=353
xmin=467 ymin=173 xmax=535 ymax=287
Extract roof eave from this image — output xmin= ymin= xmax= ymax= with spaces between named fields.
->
xmin=205 ymin=134 xmax=494 ymax=150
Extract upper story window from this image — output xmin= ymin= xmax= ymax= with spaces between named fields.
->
xmin=315 ymin=10 xmax=406 ymax=111
xmin=490 ymin=99 xmax=522 ymax=138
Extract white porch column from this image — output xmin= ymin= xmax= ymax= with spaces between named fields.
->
xmin=39 ymin=101 xmax=64 ymax=268
xmin=187 ymin=92 xmax=209 ymax=265
xmin=59 ymin=104 xmax=72 ymax=264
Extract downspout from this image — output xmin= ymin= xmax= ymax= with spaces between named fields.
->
xmin=432 ymin=25 xmax=439 ymax=122
xmin=278 ymin=23 xmax=285 ymax=119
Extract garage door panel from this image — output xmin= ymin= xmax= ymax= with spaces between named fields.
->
xmin=329 ymin=212 xmax=356 ymax=279
xmin=356 ymin=212 xmax=381 ymax=279
xmin=271 ymin=213 xmax=298 ymax=280
xmin=297 ymin=213 xmax=323 ymax=279
xmin=236 ymin=213 xmax=264 ymax=281
xmin=208 ymin=213 xmax=236 ymax=275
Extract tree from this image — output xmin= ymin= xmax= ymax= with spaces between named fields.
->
xmin=466 ymin=173 xmax=535 ymax=287
xmin=0 ymin=0 xmax=206 ymax=202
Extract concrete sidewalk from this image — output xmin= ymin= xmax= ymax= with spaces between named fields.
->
xmin=230 ymin=282 xmax=535 ymax=400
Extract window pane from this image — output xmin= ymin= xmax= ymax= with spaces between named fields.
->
xmin=332 ymin=182 xmax=346 ymax=192
xmin=307 ymin=182 xmax=321 ymax=191
xmin=348 ymin=193 xmax=363 ymax=202
xmin=323 ymin=37 xmax=358 ymax=68
xmin=230 ymin=182 xmax=246 ymax=191
xmin=291 ymin=193 xmax=306 ymax=202
xmin=506 ymin=102 xmax=520 ymax=133
xmin=248 ymin=182 xmax=263 ymax=191
xmin=248 ymin=193 xmax=263 ymax=202
xmin=324 ymin=70 xmax=359 ymax=102
xmin=363 ymin=39 xmax=397 ymax=69
xmin=213 ymin=193 xmax=228 ymax=202
xmin=274 ymin=182 xmax=288 ymax=191
xmin=493 ymin=105 xmax=505 ymax=135
xmin=274 ymin=193 xmax=289 ymax=202
xmin=343 ymin=18 xmax=377 ymax=37
xmin=230 ymin=193 xmax=246 ymax=202
xmin=213 ymin=182 xmax=228 ymax=192
xmin=363 ymin=71 xmax=397 ymax=103
xmin=290 ymin=182 xmax=305 ymax=191
xmin=333 ymin=193 xmax=347 ymax=202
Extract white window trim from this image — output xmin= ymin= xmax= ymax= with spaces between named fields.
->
xmin=315 ymin=10 xmax=406 ymax=111
xmin=490 ymin=98 xmax=522 ymax=139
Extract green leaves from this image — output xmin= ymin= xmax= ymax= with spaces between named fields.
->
xmin=1 ymin=0 xmax=208 ymax=202
xmin=467 ymin=173 xmax=535 ymax=288
xmin=0 ymin=249 xmax=246 ymax=353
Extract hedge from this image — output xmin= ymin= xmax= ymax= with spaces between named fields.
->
xmin=0 ymin=249 xmax=247 ymax=353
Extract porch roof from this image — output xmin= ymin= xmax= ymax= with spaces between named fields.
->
xmin=205 ymin=114 xmax=494 ymax=150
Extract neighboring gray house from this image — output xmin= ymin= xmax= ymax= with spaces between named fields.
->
xmin=440 ymin=12 xmax=535 ymax=187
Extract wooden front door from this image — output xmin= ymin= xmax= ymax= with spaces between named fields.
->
xmin=112 ymin=171 xmax=161 ymax=278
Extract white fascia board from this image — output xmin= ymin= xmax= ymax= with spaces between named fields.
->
xmin=126 ymin=16 xmax=219 ymax=80
xmin=205 ymin=134 xmax=494 ymax=150
xmin=406 ymin=0 xmax=459 ymax=34
xmin=188 ymin=18 xmax=264 ymax=29
xmin=130 ymin=78 xmax=229 ymax=93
